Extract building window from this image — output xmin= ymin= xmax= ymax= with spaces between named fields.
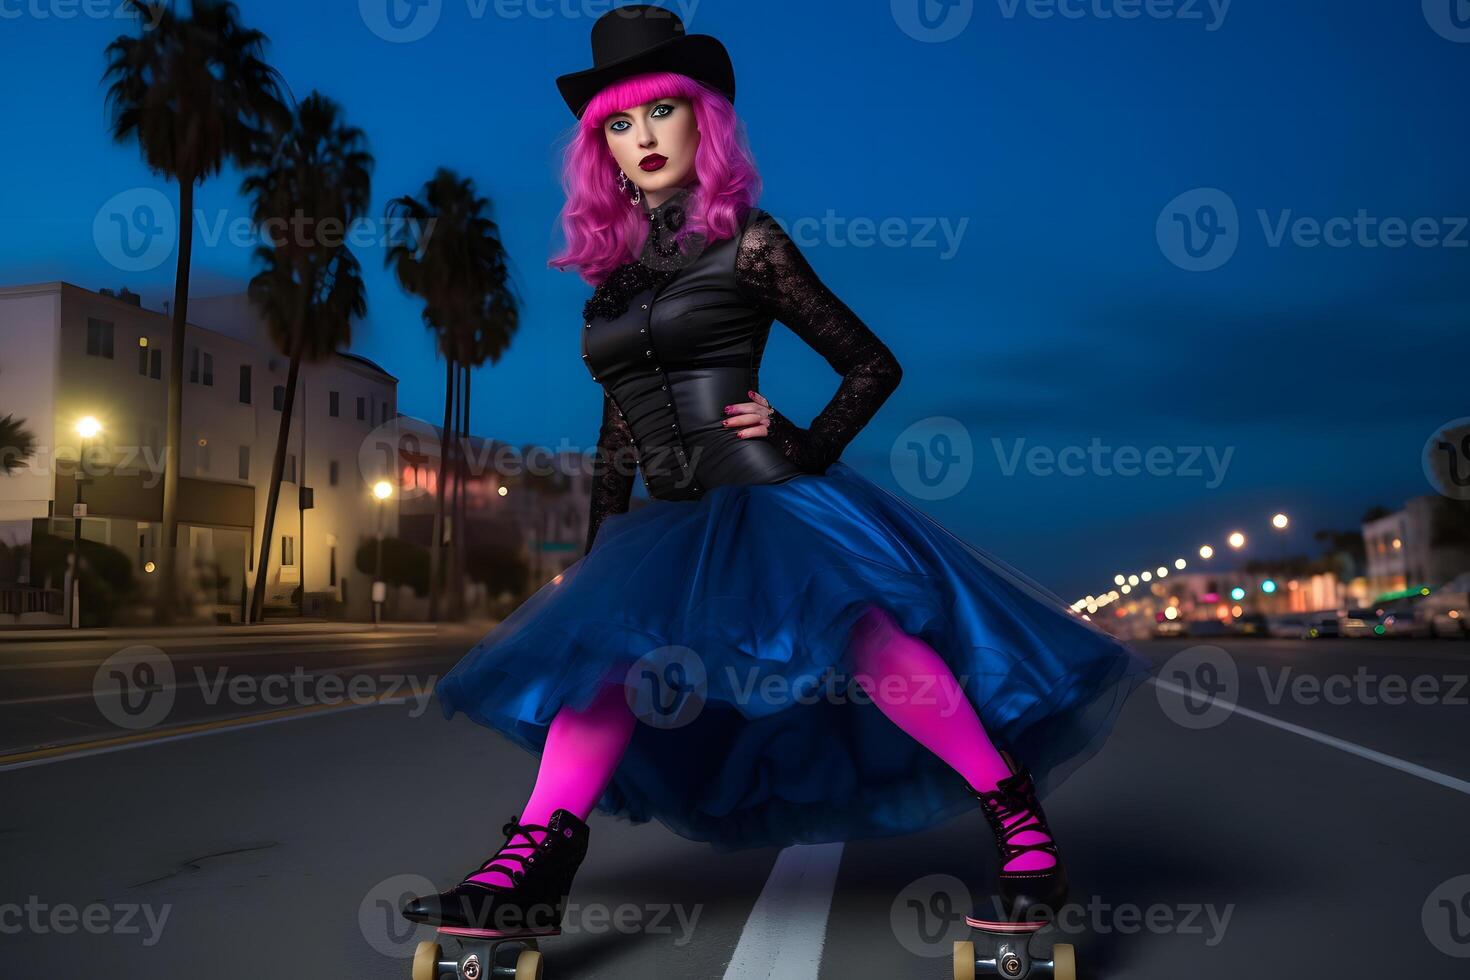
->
xmin=329 ymin=545 xmax=338 ymax=587
xmin=137 ymin=344 xmax=149 ymax=376
xmin=86 ymin=318 xmax=114 ymax=358
xmin=238 ymin=445 xmax=250 ymax=481
xmin=284 ymin=453 xmax=297 ymax=484
xmin=202 ymin=352 xmax=214 ymax=386
xmin=328 ymin=460 xmax=340 ymax=486
xmin=356 ymin=396 xmax=366 ymax=421
xmin=380 ymin=402 xmax=389 ymax=424
xmin=188 ymin=346 xmax=198 ymax=383
xmin=273 ymin=385 xmax=285 ymax=411
xmin=281 ymin=535 xmax=295 ymax=567
xmin=329 ymin=390 xmax=340 ymax=417
xmin=239 ymin=365 xmax=252 ymax=404
xmin=149 ymin=348 xmax=162 ymax=379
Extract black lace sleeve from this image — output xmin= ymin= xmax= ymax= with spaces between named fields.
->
xmin=734 ymin=210 xmax=903 ymax=473
xmin=584 ymin=390 xmax=638 ymax=556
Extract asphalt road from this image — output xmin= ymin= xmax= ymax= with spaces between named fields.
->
xmin=2 ymin=633 xmax=1468 ymax=979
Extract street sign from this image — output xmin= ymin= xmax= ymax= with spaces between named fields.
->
xmin=371 ymin=581 xmax=387 ymax=603
xmin=72 ymin=503 xmax=87 ymax=518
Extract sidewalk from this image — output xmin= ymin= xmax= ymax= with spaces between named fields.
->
xmin=0 ymin=620 xmax=455 ymax=643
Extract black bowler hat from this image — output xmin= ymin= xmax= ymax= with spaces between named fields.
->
xmin=555 ymin=4 xmax=736 ymax=120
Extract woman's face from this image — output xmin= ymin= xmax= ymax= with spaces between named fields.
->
xmin=602 ymin=96 xmax=698 ymax=205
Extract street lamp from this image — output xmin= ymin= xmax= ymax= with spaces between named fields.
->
xmin=1199 ymin=545 xmax=1214 ymax=560
xmin=71 ymin=417 xmax=102 ymax=629
xmin=372 ymin=479 xmax=394 ymax=625
xmin=1228 ymin=531 xmax=1246 ymax=549
xmin=1272 ymin=513 xmax=1289 ymax=530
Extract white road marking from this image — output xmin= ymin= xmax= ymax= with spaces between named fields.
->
xmin=722 ymin=842 xmax=846 ymax=980
xmin=0 ymin=637 xmax=436 ymax=672
xmin=0 ymin=656 xmax=452 ymax=707
xmin=0 ymin=700 xmax=394 ymax=773
xmin=1151 ymin=677 xmax=1470 ymax=795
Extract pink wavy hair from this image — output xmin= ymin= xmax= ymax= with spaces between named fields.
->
xmin=548 ymin=71 xmax=762 ymax=285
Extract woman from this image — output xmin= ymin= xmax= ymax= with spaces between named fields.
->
xmin=404 ymin=3 xmax=1150 ymax=941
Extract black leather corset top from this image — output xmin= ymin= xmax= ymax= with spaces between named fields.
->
xmin=580 ymin=230 xmax=806 ymax=502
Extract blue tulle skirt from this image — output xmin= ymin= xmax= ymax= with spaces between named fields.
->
xmin=435 ymin=460 xmax=1151 ymax=851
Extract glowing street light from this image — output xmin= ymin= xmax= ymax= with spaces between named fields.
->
xmin=1199 ymin=545 xmax=1214 ymax=560
xmin=1272 ymin=513 xmax=1289 ymax=530
xmin=69 ymin=417 xmax=105 ymax=628
xmin=371 ymin=480 xmax=395 ymax=624
xmin=1228 ymin=532 xmax=1246 ymax=549
xmin=1174 ymin=558 xmax=1187 ymax=570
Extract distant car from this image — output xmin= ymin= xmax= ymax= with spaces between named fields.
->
xmin=1233 ymin=613 xmax=1269 ymax=636
xmin=1340 ymin=608 xmax=1381 ymax=638
xmin=1304 ymin=613 xmax=1340 ymax=639
xmin=1187 ymin=619 xmax=1235 ymax=638
xmin=1377 ymin=611 xmax=1417 ymax=638
xmin=1267 ymin=615 xmax=1307 ymax=638
xmin=1418 ymin=581 xmax=1470 ymax=639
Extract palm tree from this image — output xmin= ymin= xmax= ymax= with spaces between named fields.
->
xmin=0 ymin=415 xmax=38 ymax=475
xmin=103 ymin=0 xmax=288 ymax=623
xmin=385 ymin=169 xmax=518 ymax=620
xmin=243 ymin=92 xmax=372 ymax=624
xmin=451 ymin=292 xmax=520 ymax=617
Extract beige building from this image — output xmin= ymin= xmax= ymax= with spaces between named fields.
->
xmin=1363 ymin=495 xmax=1470 ymax=598
xmin=0 ymin=282 xmax=398 ymax=623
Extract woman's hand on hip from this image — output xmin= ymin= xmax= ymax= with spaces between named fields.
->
xmin=722 ymin=390 xmax=773 ymax=438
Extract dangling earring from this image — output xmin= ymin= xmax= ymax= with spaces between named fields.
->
xmin=617 ymin=169 xmax=642 ymax=206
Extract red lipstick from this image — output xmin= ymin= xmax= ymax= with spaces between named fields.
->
xmin=639 ymin=153 xmax=667 ymax=172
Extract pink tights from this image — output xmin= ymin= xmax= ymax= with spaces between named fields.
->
xmin=469 ymin=604 xmax=1052 ymax=886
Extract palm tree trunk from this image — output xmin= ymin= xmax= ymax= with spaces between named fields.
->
xmin=154 ymin=176 xmax=195 ymax=624
xmin=249 ymin=330 xmax=306 ymax=624
xmin=427 ymin=356 xmax=455 ymax=622
xmin=451 ymin=364 xmax=470 ymax=619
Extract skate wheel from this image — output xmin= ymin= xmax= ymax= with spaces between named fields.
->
xmin=413 ymin=941 xmax=441 ymax=980
xmin=1052 ymin=943 xmax=1075 ymax=980
xmin=953 ymin=940 xmax=976 ymax=980
xmin=515 ymin=948 xmax=544 ymax=980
